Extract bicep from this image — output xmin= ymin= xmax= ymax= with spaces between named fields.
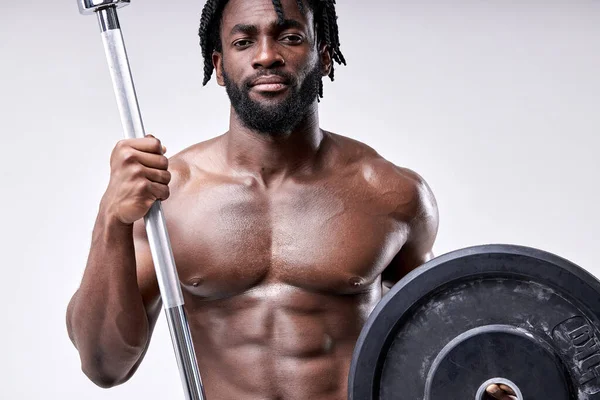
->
xmin=382 ymin=175 xmax=439 ymax=289
xmin=382 ymin=229 xmax=436 ymax=289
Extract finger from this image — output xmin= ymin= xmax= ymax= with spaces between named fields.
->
xmin=117 ymin=135 xmax=165 ymax=154
xmin=122 ymin=149 xmax=169 ymax=170
xmin=144 ymin=181 xmax=170 ymax=201
xmin=144 ymin=134 xmax=167 ymax=154
xmin=143 ymin=167 xmax=171 ymax=185
xmin=498 ymin=384 xmax=517 ymax=396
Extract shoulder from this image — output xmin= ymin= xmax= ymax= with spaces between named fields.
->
xmin=326 ymin=133 xmax=439 ymax=274
xmin=165 ymin=135 xmax=226 ymax=191
xmin=326 ymin=132 xmax=438 ymax=224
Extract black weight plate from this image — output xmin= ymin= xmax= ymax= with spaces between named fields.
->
xmin=348 ymin=245 xmax=600 ymax=400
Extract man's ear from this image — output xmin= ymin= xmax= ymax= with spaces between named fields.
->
xmin=319 ymin=43 xmax=332 ymax=77
xmin=212 ymin=51 xmax=225 ymax=86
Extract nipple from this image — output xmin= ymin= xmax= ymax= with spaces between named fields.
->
xmin=349 ymin=277 xmax=364 ymax=288
xmin=189 ymin=278 xmax=204 ymax=288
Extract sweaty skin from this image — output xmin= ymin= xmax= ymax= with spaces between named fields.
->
xmin=66 ymin=0 xmax=441 ymax=399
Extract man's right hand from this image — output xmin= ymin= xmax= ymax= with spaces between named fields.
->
xmin=101 ymin=134 xmax=171 ymax=225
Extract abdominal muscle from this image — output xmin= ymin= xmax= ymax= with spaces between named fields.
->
xmin=183 ymin=283 xmax=381 ymax=400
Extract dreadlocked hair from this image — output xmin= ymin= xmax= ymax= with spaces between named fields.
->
xmin=198 ymin=0 xmax=346 ymax=98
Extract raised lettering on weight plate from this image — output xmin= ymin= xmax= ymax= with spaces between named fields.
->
xmin=552 ymin=316 xmax=600 ymax=393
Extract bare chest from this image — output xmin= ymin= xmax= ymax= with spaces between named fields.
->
xmin=163 ymin=180 xmax=407 ymax=299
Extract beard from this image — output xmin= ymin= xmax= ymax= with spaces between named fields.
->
xmin=222 ymin=61 xmax=322 ymax=136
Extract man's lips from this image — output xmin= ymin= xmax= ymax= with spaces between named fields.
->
xmin=250 ymin=76 xmax=290 ymax=92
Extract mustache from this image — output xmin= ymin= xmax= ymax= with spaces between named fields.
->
xmin=243 ymin=70 xmax=296 ymax=89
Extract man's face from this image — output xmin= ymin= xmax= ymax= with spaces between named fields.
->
xmin=213 ymin=0 xmax=331 ymax=135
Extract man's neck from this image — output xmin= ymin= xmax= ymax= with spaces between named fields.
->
xmin=223 ymin=104 xmax=325 ymax=188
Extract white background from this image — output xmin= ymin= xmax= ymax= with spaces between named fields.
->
xmin=1 ymin=0 xmax=598 ymax=398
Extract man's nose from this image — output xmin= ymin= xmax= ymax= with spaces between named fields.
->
xmin=252 ymin=38 xmax=285 ymax=69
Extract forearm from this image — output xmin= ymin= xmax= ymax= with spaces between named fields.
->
xmin=67 ymin=207 xmax=149 ymax=387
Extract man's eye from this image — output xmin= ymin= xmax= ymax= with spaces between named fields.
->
xmin=234 ymin=40 xmax=253 ymax=47
xmin=281 ymin=35 xmax=303 ymax=44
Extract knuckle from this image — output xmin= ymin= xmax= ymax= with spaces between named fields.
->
xmin=131 ymin=164 xmax=145 ymax=178
xmin=138 ymin=180 xmax=151 ymax=193
xmin=115 ymin=139 xmax=128 ymax=150
xmin=122 ymin=149 xmax=137 ymax=163
xmin=111 ymin=141 xmax=127 ymax=161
